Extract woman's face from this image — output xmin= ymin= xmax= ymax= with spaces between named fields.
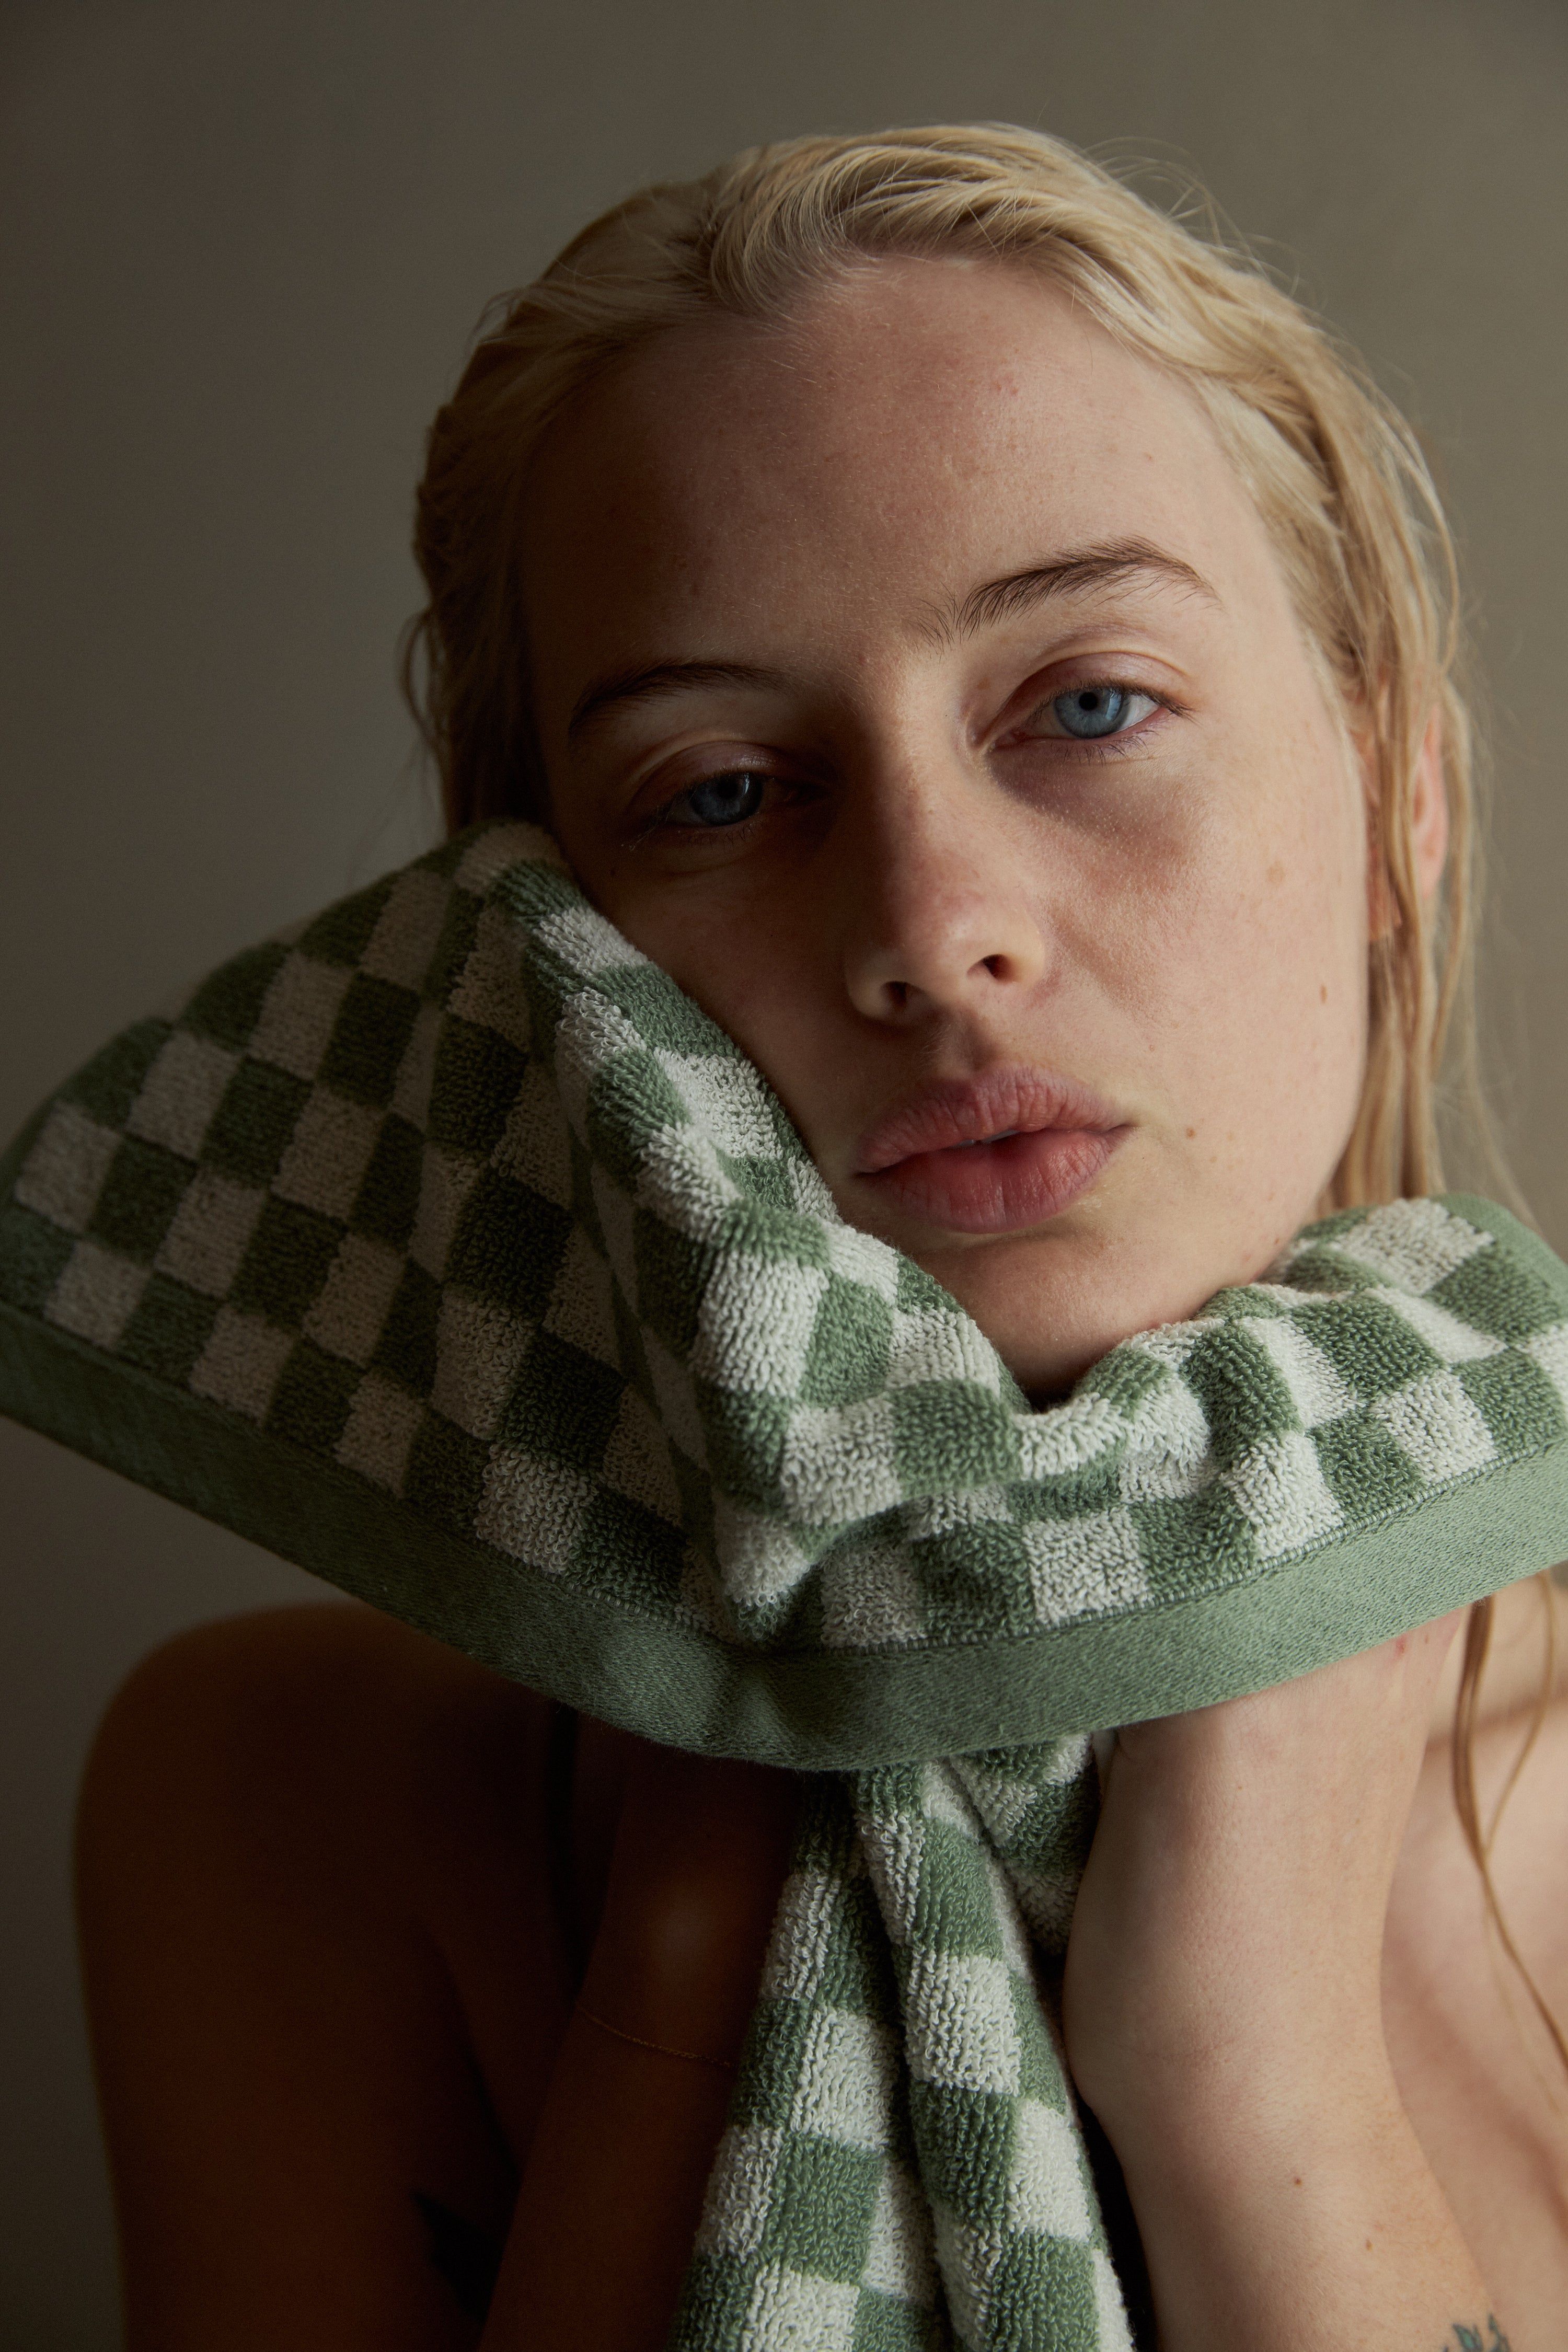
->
xmin=521 ymin=257 xmax=1374 ymax=1393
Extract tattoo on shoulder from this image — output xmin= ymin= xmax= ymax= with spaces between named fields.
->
xmin=1447 ymin=2322 xmax=1511 ymax=2352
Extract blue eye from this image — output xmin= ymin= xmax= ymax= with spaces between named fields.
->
xmin=1050 ymin=684 xmax=1151 ymax=739
xmin=671 ymin=771 xmax=767 ymax=827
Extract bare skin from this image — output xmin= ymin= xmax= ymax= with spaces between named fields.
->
xmin=76 ymin=257 xmax=1564 ymax=2345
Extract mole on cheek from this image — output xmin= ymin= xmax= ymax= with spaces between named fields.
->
xmin=1320 ymin=984 xmax=1329 ymax=1004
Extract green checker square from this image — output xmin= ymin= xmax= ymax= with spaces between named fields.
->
xmin=908 ymin=1817 xmax=1006 ymax=1957
xmin=350 ymin=1115 xmax=424 ymax=1249
xmin=497 ymin=1327 xmax=626 ymax=1473
xmin=1010 ymin=1978 xmax=1069 ymax=2107
xmin=889 ymin=1383 xmax=1016 ymax=1495
xmin=732 ymin=1156 xmax=793 ymax=1213
xmin=370 ymin=1262 xmax=443 ymax=1395
xmin=319 ymin=974 xmax=422 ymax=1109
xmin=1127 ymin=1482 xmax=1256 ymax=1604
xmin=264 ymin=1339 xmax=362 ymax=1454
xmin=232 ymin=1196 xmax=342 ymax=1330
xmin=730 ymin=1997 xmax=815 ymax=2132
xmin=420 ymin=886 xmax=481 ymax=1004
xmin=182 ymin=944 xmax=290 ymax=1051
xmin=1080 ymin=1340 xmax=1169 ymax=1422
xmin=116 ymin=1273 xmax=218 ymax=1383
xmin=1437 ymin=1247 xmax=1562 ymax=1343
xmin=1284 ymin=1241 xmax=1381 ymax=1295
xmin=0 ymin=1202 xmax=75 ymax=1313
xmin=575 ymin=1488 xmax=687 ymax=1612
xmin=791 ymin=1779 xmax=861 ymax=1878
xmin=1008 ymin=1449 xmax=1123 ymax=1524
xmin=814 ymin=1876 xmax=901 ymax=2024
xmin=446 ymin=1169 xmax=572 ymax=1316
xmin=586 ymin=1057 xmax=690 ymax=1194
xmin=852 ymin=2287 xmax=943 ymax=2352
xmin=987 ymin=2232 xmax=1099 ymax=2351
xmin=669 ymin=2251 xmax=755 ymax=2350
xmin=87 ymin=1137 xmax=191 ymax=1264
xmin=601 ymin=963 xmax=732 ymax=1053
xmin=912 ymin=1522 xmax=1037 ymax=1644
xmin=295 ymin=875 xmax=395 ymax=967
xmin=403 ymin=1411 xmax=492 ymax=1535
xmin=906 ymin=2082 xmax=1014 ymax=2226
xmin=205 ymin=1060 xmax=313 ymax=1187
xmin=426 ymin=1018 xmax=528 ymax=1158
xmin=1179 ymin=1322 xmax=1298 ymax=1463
xmin=61 ymin=1019 xmax=171 ymax=1129
xmin=760 ymin=2135 xmax=882 ymax=2284
xmin=1458 ymin=1352 xmax=1567 ymax=1457
xmin=1312 ymin=1412 xmax=1426 ymax=1521
xmin=895 ymin=1257 xmax=960 ymax=1318
xmin=1291 ymin=1294 xmax=1439 ymax=1401
xmin=697 ymin=1385 xmax=791 ymax=1513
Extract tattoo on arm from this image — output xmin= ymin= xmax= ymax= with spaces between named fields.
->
xmin=1447 ymin=2322 xmax=1511 ymax=2352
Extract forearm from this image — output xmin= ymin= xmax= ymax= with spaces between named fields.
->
xmin=1108 ymin=2071 xmax=1502 ymax=2352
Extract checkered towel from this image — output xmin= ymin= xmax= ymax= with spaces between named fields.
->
xmin=5 ymin=821 xmax=1568 ymax=2350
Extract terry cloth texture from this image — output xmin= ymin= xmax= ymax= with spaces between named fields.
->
xmin=5 ymin=820 xmax=1568 ymax=2350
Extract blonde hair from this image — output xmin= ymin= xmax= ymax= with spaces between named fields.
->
xmin=407 ymin=122 xmax=1552 ymax=2054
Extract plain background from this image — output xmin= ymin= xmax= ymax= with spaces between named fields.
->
xmin=2 ymin=0 xmax=1565 ymax=2339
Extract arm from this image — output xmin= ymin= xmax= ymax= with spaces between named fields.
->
xmin=1062 ymin=1613 xmax=1507 ymax=2351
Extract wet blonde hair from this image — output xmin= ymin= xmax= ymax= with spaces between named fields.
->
xmin=407 ymin=124 xmax=1554 ymax=2046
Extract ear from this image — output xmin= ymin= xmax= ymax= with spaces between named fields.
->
xmin=1410 ymin=708 xmax=1449 ymax=906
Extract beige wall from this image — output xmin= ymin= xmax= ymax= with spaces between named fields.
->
xmin=2 ymin=0 xmax=1564 ymax=2336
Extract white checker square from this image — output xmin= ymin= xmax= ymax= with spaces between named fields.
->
xmin=456 ymin=818 xmax=554 ymax=896
xmin=492 ymin=1057 xmax=573 ymax=1207
xmin=790 ymin=2007 xmax=896 ymax=2150
xmin=1378 ymin=1287 xmax=1507 ymax=1365
xmin=431 ymin=1293 xmax=533 ymax=1439
xmin=389 ymin=1001 xmax=443 ymax=1128
xmin=554 ymin=990 xmax=642 ymax=1136
xmin=1373 ymin=1367 xmax=1497 ymax=1485
xmin=1093 ymin=2248 xmax=1137 ymax=2350
xmin=759 ymin=1866 xmax=843 ymax=2001
xmin=822 ymin=1218 xmax=901 ymax=1301
xmin=820 ymin=1535 xmax=924 ymax=1648
xmin=45 ymin=1241 xmax=148 ymax=1350
xmin=691 ymin=1252 xmax=828 ymax=1395
xmin=17 ymin=1103 xmax=121 ymax=1234
xmin=695 ymin=2124 xmax=782 ymax=2262
xmin=636 ymin=1124 xmax=740 ymax=1246
xmin=780 ymin=1394 xmax=903 ymax=1526
xmin=534 ymin=900 xmax=650 ymax=978
xmin=857 ymin=1809 xmax=926 ymax=1947
xmin=361 ymin=868 xmax=452 ymax=990
xmin=920 ymin=1761 xmax=981 ymax=1835
xmin=335 ymin=1372 xmax=423 ymax=1490
xmin=712 ymin=1494 xmax=813 ymax=1606
xmin=1248 ymin=1314 xmax=1358 ymax=1426
xmin=446 ymin=901 xmax=534 ymax=1051
xmin=124 ymin=1031 xmax=239 ymax=1159
xmin=887 ymin=1307 xmax=1000 ymax=1393
xmin=601 ymin=1387 xmax=683 ymax=1525
xmin=476 ymin=1448 xmax=594 ymax=1572
xmin=1223 ymin=1429 xmax=1342 ymax=1559
xmin=302 ymin=1232 xmax=405 ymax=1365
xmin=543 ymin=1226 xmax=618 ymax=1367
xmin=154 ymin=1170 xmax=267 ymax=1298
xmin=1014 ymin=1392 xmax=1125 ymax=1478
xmin=786 ymin=1156 xmax=840 ymax=1221
xmin=189 ymin=1307 xmax=293 ymax=1422
xmin=905 ymin=1950 xmax=1020 ymax=2094
xmin=1009 ymin=2100 xmax=1093 ymax=2239
xmin=862 ymin=2160 xmax=936 ymax=2303
xmin=409 ymin=1146 xmax=480 ymax=1282
xmin=272 ymin=1090 xmax=381 ymax=1222
xmin=1116 ymin=1369 xmax=1212 ymax=1503
xmin=1329 ymin=1196 xmax=1491 ymax=1295
xmin=902 ymin=1486 xmax=1012 ymax=1538
xmin=1521 ymin=1321 xmax=1568 ymax=1411
xmin=653 ymin=1048 xmax=780 ymax=1159
xmin=641 ymin=1332 xmax=708 ymax=1467
xmin=743 ymin=2263 xmax=858 ymax=2352
xmin=249 ymin=953 xmax=352 ymax=1081
xmin=1024 ymin=1506 xmax=1150 ymax=1627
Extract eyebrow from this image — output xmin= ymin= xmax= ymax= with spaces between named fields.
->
xmin=564 ymin=538 xmax=1216 ymax=741
xmin=930 ymin=536 xmax=1219 ymax=642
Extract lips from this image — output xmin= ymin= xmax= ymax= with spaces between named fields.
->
xmin=851 ymin=1066 xmax=1129 ymax=1236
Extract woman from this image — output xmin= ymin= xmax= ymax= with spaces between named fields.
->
xmin=65 ymin=128 xmax=1567 ymax=2348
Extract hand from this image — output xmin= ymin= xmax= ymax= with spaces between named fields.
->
xmin=1061 ymin=1613 xmax=1500 ymax=2350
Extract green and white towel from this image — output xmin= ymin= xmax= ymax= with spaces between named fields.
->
xmin=5 ymin=819 xmax=1568 ymax=2350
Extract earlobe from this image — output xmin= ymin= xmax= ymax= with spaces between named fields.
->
xmin=1411 ymin=709 xmax=1449 ymax=907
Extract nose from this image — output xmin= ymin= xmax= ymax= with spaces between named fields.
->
xmin=840 ymin=769 xmax=1050 ymax=1024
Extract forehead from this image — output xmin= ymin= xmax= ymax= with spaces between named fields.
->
xmin=522 ymin=257 xmax=1279 ymax=660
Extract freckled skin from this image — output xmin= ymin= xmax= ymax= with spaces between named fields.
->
xmin=523 ymin=259 xmax=1373 ymax=1391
